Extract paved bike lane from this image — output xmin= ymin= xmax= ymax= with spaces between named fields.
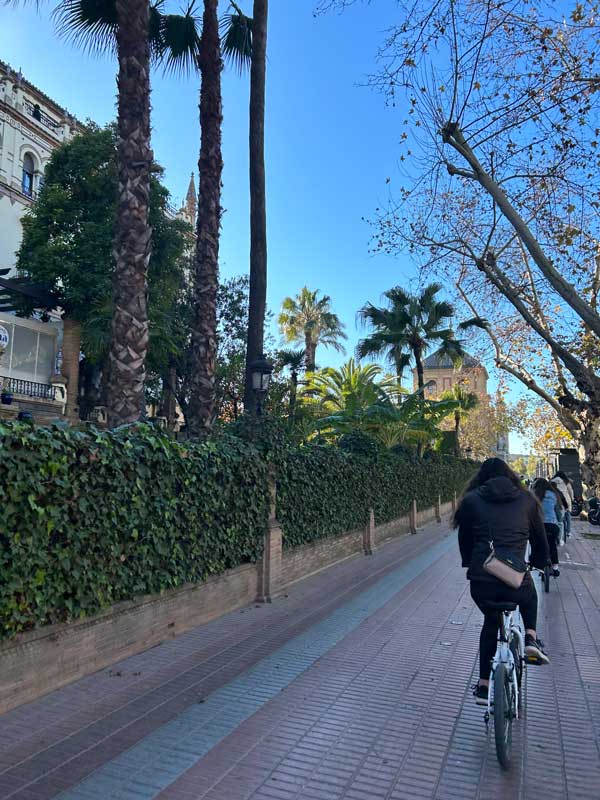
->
xmin=0 ymin=520 xmax=599 ymax=800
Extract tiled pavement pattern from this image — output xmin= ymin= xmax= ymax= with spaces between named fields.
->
xmin=1 ymin=521 xmax=599 ymax=799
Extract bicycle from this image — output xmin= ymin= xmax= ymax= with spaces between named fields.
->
xmin=538 ymin=563 xmax=551 ymax=593
xmin=483 ymin=600 xmax=525 ymax=769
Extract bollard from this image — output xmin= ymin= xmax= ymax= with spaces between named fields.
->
xmin=258 ymin=469 xmax=283 ymax=603
xmin=363 ymin=508 xmax=375 ymax=555
xmin=410 ymin=498 xmax=418 ymax=534
xmin=435 ymin=494 xmax=442 ymax=523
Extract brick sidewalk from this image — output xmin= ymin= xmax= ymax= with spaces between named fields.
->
xmin=1 ymin=519 xmax=599 ymax=799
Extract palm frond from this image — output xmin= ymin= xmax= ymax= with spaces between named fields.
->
xmin=278 ymin=348 xmax=305 ymax=371
xmin=220 ymin=9 xmax=252 ymax=74
xmin=156 ymin=4 xmax=201 ymax=75
xmin=418 ymin=282 xmax=443 ymax=309
xmin=53 ymin=0 xmax=118 ymax=58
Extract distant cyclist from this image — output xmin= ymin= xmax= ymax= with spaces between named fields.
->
xmin=532 ymin=478 xmax=562 ymax=576
xmin=454 ymin=458 xmax=551 ymax=705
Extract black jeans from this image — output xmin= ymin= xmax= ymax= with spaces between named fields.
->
xmin=470 ymin=578 xmax=538 ymax=680
xmin=545 ymin=523 xmax=560 ymax=566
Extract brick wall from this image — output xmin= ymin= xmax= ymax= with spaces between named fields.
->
xmin=0 ymin=563 xmax=258 ymax=714
xmin=281 ymin=529 xmax=364 ymax=588
xmin=374 ymin=515 xmax=412 ymax=545
xmin=0 ymin=502 xmax=451 ymax=714
xmin=418 ymin=505 xmax=438 ymax=526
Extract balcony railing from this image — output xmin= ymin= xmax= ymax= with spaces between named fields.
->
xmin=0 ymin=376 xmax=57 ymax=401
xmin=22 ymin=99 xmax=60 ymax=133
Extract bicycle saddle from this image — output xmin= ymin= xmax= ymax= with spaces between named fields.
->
xmin=483 ymin=601 xmax=517 ymax=611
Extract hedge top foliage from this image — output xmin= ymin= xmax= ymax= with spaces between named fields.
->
xmin=0 ymin=422 xmax=269 ymax=639
xmin=276 ymin=444 xmax=475 ymax=548
xmin=0 ymin=421 xmax=476 ymax=639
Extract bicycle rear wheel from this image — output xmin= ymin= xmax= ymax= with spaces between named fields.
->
xmin=493 ymin=662 xmax=513 ymax=769
xmin=509 ymin=638 xmax=522 ymax=691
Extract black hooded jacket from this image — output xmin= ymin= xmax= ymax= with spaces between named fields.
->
xmin=457 ymin=476 xmax=550 ymax=584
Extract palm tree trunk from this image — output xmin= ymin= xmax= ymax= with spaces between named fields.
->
xmin=244 ymin=0 xmax=269 ymax=414
xmin=414 ymin=347 xmax=425 ymax=390
xmin=394 ymin=355 xmax=404 ymax=386
xmin=187 ymin=0 xmax=223 ymax=437
xmin=160 ymin=361 xmax=178 ymax=429
xmin=289 ymin=370 xmax=297 ymax=424
xmin=106 ymin=0 xmax=152 ymax=428
xmin=454 ymin=411 xmax=461 ymax=457
xmin=305 ymin=335 xmax=316 ymax=372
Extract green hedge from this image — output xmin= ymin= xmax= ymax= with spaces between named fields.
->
xmin=277 ymin=447 xmax=476 ymax=549
xmin=0 ymin=421 xmax=476 ymax=640
xmin=0 ymin=423 xmax=269 ymax=639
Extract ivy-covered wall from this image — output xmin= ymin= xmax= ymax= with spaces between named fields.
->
xmin=0 ymin=424 xmax=269 ymax=639
xmin=277 ymin=447 xmax=476 ymax=548
xmin=0 ymin=423 xmax=476 ymax=640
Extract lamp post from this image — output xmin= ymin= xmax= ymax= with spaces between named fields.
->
xmin=249 ymin=354 xmax=273 ymax=416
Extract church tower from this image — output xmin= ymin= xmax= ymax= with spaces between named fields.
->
xmin=179 ymin=172 xmax=197 ymax=228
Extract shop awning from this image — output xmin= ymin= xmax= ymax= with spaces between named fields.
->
xmin=0 ymin=269 xmax=57 ymax=312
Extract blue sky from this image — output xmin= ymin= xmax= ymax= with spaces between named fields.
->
xmin=0 ymin=0 xmax=530 ymax=451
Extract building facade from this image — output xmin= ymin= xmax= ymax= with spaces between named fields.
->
xmin=413 ymin=348 xmax=509 ymax=459
xmin=413 ymin=349 xmax=489 ymax=399
xmin=0 ymin=62 xmax=82 ymax=418
xmin=0 ymin=61 xmax=82 ymax=274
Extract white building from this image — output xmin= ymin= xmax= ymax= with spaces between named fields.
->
xmin=0 ymin=61 xmax=82 ymax=416
xmin=0 ymin=60 xmax=82 ymax=273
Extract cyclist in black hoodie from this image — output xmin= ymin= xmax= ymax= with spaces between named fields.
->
xmin=455 ymin=458 xmax=551 ymax=705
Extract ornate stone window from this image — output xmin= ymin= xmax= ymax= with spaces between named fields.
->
xmin=22 ymin=152 xmax=35 ymax=197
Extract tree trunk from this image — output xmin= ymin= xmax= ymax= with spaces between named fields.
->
xmin=160 ymin=362 xmax=178 ymax=429
xmin=579 ymin=414 xmax=600 ymax=496
xmin=106 ymin=0 xmax=152 ymax=429
xmin=186 ymin=0 xmax=224 ymax=437
xmin=454 ymin=411 xmax=461 ymax=457
xmin=394 ymin=355 xmax=404 ymax=386
xmin=61 ymin=317 xmax=81 ymax=423
xmin=414 ymin=347 xmax=425 ymax=390
xmin=304 ymin=335 xmax=316 ymax=372
xmin=244 ymin=0 xmax=269 ymax=414
xmin=79 ymin=359 xmax=102 ymax=421
xmin=289 ymin=370 xmax=297 ymax=424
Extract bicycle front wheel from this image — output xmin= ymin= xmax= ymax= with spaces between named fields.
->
xmin=493 ymin=662 xmax=513 ymax=769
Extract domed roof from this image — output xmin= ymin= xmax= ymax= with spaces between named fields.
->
xmin=422 ymin=348 xmax=482 ymax=369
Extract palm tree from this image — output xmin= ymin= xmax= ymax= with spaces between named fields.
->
xmin=15 ymin=0 xmax=201 ymax=427
xmin=186 ymin=0 xmax=223 ymax=437
xmin=243 ymin=0 xmax=269 ymax=414
xmin=278 ymin=287 xmax=347 ymax=371
xmin=278 ymin=348 xmax=305 ymax=424
xmin=217 ymin=1 xmax=268 ymax=415
xmin=358 ymin=283 xmax=469 ymax=391
xmin=102 ymin=0 xmax=154 ymax=427
xmin=300 ymin=359 xmax=458 ymax=446
xmin=300 ymin=359 xmax=400 ymax=436
xmin=441 ymin=382 xmax=480 ymax=456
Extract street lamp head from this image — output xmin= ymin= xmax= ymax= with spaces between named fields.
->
xmin=250 ymin=354 xmax=274 ymax=395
